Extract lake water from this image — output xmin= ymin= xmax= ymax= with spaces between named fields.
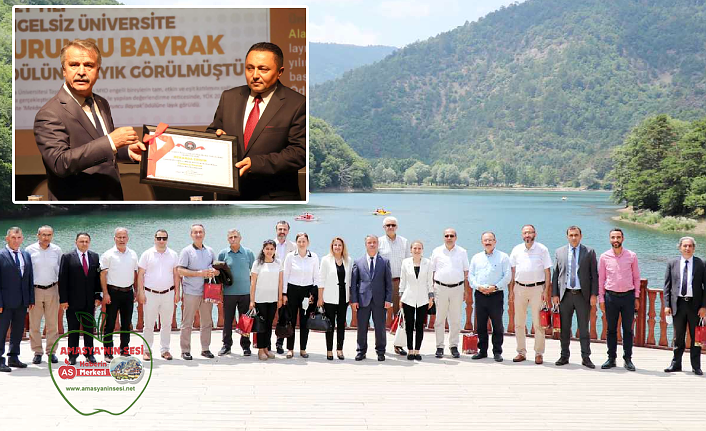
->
xmin=8 ymin=190 xmax=694 ymax=337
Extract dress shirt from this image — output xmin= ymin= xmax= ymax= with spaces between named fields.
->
xmin=276 ymin=240 xmax=295 ymax=268
xmin=217 ymin=245 xmax=255 ymax=296
xmin=178 ymin=243 xmax=215 ymax=296
xmin=509 ymin=242 xmax=552 ymax=283
xmin=26 ymin=242 xmax=62 ymax=285
xmin=6 ymin=245 xmax=26 ymax=276
xmin=251 ymin=260 xmax=282 ymax=303
xmin=598 ymin=248 xmax=641 ymax=303
xmin=378 ymin=234 xmax=410 ymax=278
xmin=430 ymin=245 xmax=469 ymax=284
xmin=138 ymin=246 xmax=178 ymax=290
xmin=100 ymin=246 xmax=139 ymax=287
xmin=566 ymin=246 xmax=582 ymax=290
xmin=678 ymin=256 xmax=693 ymax=297
xmin=62 ymin=83 xmax=115 ymax=151
xmin=242 ymin=85 xmax=276 ymax=133
xmin=469 ymin=249 xmax=511 ymax=290
xmin=282 ymin=250 xmax=319 ymax=293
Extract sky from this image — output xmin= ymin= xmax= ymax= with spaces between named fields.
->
xmin=119 ymin=0 xmax=525 ymax=48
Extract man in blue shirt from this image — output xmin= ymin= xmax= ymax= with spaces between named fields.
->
xmin=468 ymin=231 xmax=511 ymax=362
xmin=217 ymin=229 xmax=255 ymax=356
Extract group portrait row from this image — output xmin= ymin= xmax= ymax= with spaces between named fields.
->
xmin=0 ymin=217 xmax=704 ymax=376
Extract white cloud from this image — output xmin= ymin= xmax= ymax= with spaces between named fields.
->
xmin=308 ymin=15 xmax=381 ymax=45
xmin=378 ymin=1 xmax=431 ymax=18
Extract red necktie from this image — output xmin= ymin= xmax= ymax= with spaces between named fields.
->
xmin=243 ymin=95 xmax=262 ymax=150
xmin=82 ymin=253 xmax=88 ymax=276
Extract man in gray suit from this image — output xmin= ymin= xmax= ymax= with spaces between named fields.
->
xmin=350 ymin=235 xmax=392 ymax=361
xmin=34 ymin=39 xmax=141 ymax=201
xmin=663 ymin=236 xmax=706 ymax=375
xmin=551 ymin=226 xmax=598 ymax=369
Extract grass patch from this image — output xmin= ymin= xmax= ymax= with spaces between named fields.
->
xmin=619 ymin=210 xmax=697 ymax=231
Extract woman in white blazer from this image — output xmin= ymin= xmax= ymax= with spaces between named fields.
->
xmin=317 ymin=237 xmax=352 ymax=360
xmin=399 ymin=240 xmax=434 ymax=360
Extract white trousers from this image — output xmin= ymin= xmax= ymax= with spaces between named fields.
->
xmin=142 ymin=289 xmax=175 ymax=354
xmin=434 ymin=284 xmax=464 ymax=349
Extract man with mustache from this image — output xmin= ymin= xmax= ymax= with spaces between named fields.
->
xmin=34 ymin=39 xmax=142 ymax=201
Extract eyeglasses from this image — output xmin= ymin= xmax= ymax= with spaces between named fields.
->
xmin=444 ymin=234 xmax=456 ymax=238
xmin=155 ymin=237 xmax=168 ymax=241
xmin=384 ymin=224 xmax=397 ymax=227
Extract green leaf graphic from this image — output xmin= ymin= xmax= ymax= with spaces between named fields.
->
xmin=76 ymin=311 xmax=97 ymax=329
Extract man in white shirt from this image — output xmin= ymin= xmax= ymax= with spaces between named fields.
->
xmin=378 ymin=216 xmax=411 ymax=356
xmin=509 ymin=224 xmax=553 ymax=364
xmin=274 ymin=220 xmax=295 ymax=354
xmin=137 ymin=229 xmax=180 ymax=361
xmin=26 ymin=225 xmax=62 ymax=364
xmin=430 ymin=228 xmax=470 ymax=359
xmin=100 ymin=227 xmax=139 ymax=360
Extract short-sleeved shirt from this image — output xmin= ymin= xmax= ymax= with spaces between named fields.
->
xmin=26 ymin=242 xmax=62 ymax=286
xmin=430 ymin=245 xmax=469 ymax=284
xmin=217 ymin=245 xmax=255 ymax=296
xmin=100 ymin=246 xmax=139 ymax=287
xmin=178 ymin=243 xmax=215 ymax=296
xmin=251 ymin=260 xmax=281 ymax=303
xmin=378 ymin=234 xmax=411 ymax=278
xmin=138 ymin=247 xmax=179 ymax=291
xmin=509 ymin=242 xmax=552 ymax=284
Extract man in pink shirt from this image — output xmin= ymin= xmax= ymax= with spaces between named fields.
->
xmin=598 ymin=228 xmax=640 ymax=371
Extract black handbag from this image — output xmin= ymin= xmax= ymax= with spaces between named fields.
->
xmin=275 ymin=306 xmax=294 ymax=338
xmin=306 ymin=306 xmax=332 ymax=332
xmin=251 ymin=308 xmax=268 ymax=333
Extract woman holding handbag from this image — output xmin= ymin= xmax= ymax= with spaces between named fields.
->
xmin=249 ymin=240 xmax=283 ymax=361
xmin=399 ymin=240 xmax=434 ymax=360
xmin=283 ymin=232 xmax=319 ymax=359
xmin=317 ymin=237 xmax=352 ymax=360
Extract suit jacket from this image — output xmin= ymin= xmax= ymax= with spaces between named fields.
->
xmin=206 ymin=81 xmax=306 ymax=200
xmin=664 ymin=256 xmax=706 ymax=316
xmin=350 ymin=254 xmax=392 ymax=308
xmin=0 ymin=248 xmax=34 ymax=309
xmin=551 ymin=244 xmax=598 ymax=302
xmin=34 ymin=86 xmax=125 ymax=201
xmin=318 ymin=254 xmax=353 ymax=304
xmin=59 ymin=250 xmax=102 ymax=309
xmin=399 ymin=257 xmax=434 ymax=308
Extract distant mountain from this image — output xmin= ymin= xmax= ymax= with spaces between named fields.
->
xmin=309 ymin=43 xmax=397 ymax=85
xmin=311 ymin=0 xmax=706 ymax=185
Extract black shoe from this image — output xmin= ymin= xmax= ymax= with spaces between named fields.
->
xmin=664 ymin=362 xmax=682 ymax=373
xmin=624 ymin=359 xmax=636 ymax=371
xmin=7 ymin=358 xmax=27 ymax=368
xmin=415 ymin=354 xmax=422 ymax=361
xmin=201 ymin=350 xmax=215 ymax=359
xmin=86 ymin=355 xmax=97 ymax=364
xmin=218 ymin=346 xmax=230 ymax=356
xmin=494 ymin=354 xmax=503 ymax=363
xmin=276 ymin=346 xmax=284 ymax=355
xmin=182 ymin=353 xmax=193 ymax=361
xmin=105 ymin=354 xmax=114 ymax=362
xmin=32 ymin=354 xmax=42 ymax=365
xmin=450 ymin=347 xmax=460 ymax=358
xmin=435 ymin=348 xmax=444 ymax=358
xmin=694 ymin=368 xmax=703 ymax=376
xmin=377 ymin=353 xmax=385 ymax=361
xmin=555 ymin=357 xmax=569 ymax=366
xmin=601 ymin=359 xmax=616 ymax=369
xmin=243 ymin=349 xmax=252 ymax=357
xmin=395 ymin=346 xmax=407 ymax=356
xmin=50 ymin=354 xmax=58 ymax=364
xmin=69 ymin=357 xmax=77 ymax=365
xmin=0 ymin=364 xmax=10 ymax=372
xmin=327 ymin=354 xmax=334 ymax=361
xmin=407 ymin=354 xmax=414 ymax=360
xmin=471 ymin=352 xmax=487 ymax=360
xmin=120 ymin=353 xmax=130 ymax=358
xmin=355 ymin=353 xmax=366 ymax=361
xmin=582 ymin=358 xmax=596 ymax=369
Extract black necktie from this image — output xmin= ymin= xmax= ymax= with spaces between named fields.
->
xmin=570 ymin=247 xmax=577 ymax=288
xmin=369 ymin=256 xmax=375 ymax=275
xmin=681 ymin=260 xmax=688 ymax=296
xmin=85 ymin=97 xmax=105 ymax=137
xmin=13 ymin=250 xmax=21 ymax=274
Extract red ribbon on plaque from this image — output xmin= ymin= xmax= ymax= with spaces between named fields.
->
xmin=144 ymin=122 xmax=176 ymax=177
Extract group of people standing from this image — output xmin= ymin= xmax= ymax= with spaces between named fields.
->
xmin=0 ymin=220 xmax=704 ymax=376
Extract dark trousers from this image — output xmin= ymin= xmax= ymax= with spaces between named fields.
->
xmin=673 ymin=297 xmax=701 ymax=369
xmin=605 ymin=291 xmax=635 ymax=360
xmin=222 ymin=294 xmax=251 ymax=351
xmin=255 ymin=302 xmax=277 ymax=349
xmin=475 ymin=290 xmax=504 ymax=355
xmin=66 ymin=305 xmax=95 ymax=359
xmin=324 ymin=301 xmax=348 ymax=351
xmin=0 ymin=306 xmax=27 ymax=363
xmin=403 ymin=303 xmax=428 ymax=351
xmin=286 ymin=284 xmax=317 ymax=351
xmin=560 ymin=290 xmax=591 ymax=359
xmin=103 ymin=288 xmax=134 ymax=355
xmin=356 ymin=301 xmax=387 ymax=354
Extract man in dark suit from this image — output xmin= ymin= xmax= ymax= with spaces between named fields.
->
xmin=206 ymin=42 xmax=306 ymax=200
xmin=34 ymin=39 xmax=140 ymax=201
xmin=350 ymin=235 xmax=392 ymax=361
xmin=59 ymin=232 xmax=102 ymax=365
xmin=551 ymin=226 xmax=599 ymax=369
xmin=663 ymin=236 xmax=706 ymax=375
xmin=0 ymin=227 xmax=34 ymax=372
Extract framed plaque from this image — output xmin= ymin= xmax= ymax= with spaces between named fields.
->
xmin=139 ymin=125 xmax=240 ymax=196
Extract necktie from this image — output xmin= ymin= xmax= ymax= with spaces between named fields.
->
xmin=570 ymin=247 xmax=577 ymax=288
xmin=82 ymin=253 xmax=89 ymax=276
xmin=369 ymin=256 xmax=375 ymax=275
xmin=243 ymin=95 xmax=262 ymax=150
xmin=681 ymin=260 xmax=688 ymax=296
xmin=13 ymin=251 xmax=21 ymax=274
xmin=85 ymin=97 xmax=105 ymax=137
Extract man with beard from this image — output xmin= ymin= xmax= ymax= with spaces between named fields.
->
xmin=274 ymin=220 xmax=295 ymax=354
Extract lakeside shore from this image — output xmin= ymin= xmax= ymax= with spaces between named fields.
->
xmin=612 ymin=207 xmax=706 ymax=236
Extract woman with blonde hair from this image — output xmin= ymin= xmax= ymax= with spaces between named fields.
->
xmin=318 ymin=237 xmax=352 ymax=360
